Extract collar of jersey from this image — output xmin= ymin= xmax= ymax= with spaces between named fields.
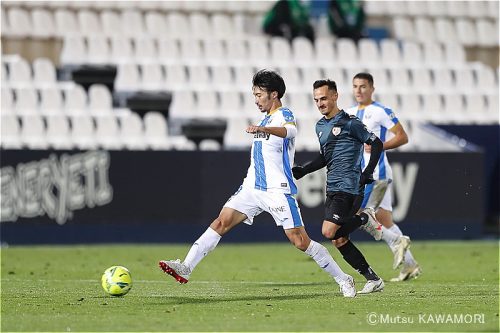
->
xmin=267 ymin=106 xmax=282 ymax=116
xmin=358 ymin=101 xmax=375 ymax=110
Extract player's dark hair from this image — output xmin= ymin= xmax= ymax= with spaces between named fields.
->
xmin=353 ymin=72 xmax=374 ymax=86
xmin=313 ymin=79 xmax=337 ymax=92
xmin=252 ymin=69 xmax=286 ymax=99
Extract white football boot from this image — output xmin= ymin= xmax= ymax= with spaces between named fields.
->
xmin=338 ymin=275 xmax=356 ymax=298
xmin=390 ymin=263 xmax=422 ymax=282
xmin=358 ymin=278 xmax=385 ymax=294
xmin=359 ymin=207 xmax=383 ymax=241
xmin=393 ymin=236 xmax=411 ymax=269
xmin=159 ymin=259 xmax=191 ymax=284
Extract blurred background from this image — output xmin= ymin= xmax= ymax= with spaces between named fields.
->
xmin=1 ymin=0 xmax=498 ymax=244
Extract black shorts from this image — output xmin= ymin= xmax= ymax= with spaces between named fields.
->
xmin=324 ymin=191 xmax=364 ymax=225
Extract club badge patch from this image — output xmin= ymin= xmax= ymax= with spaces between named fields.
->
xmin=332 ymin=127 xmax=341 ymax=136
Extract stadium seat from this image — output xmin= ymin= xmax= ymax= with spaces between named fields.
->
xmin=463 ymin=93 xmax=487 ymax=124
xmin=380 ymin=39 xmax=403 ymax=68
xmin=420 ymin=93 xmax=443 ymax=122
xmin=87 ymin=35 xmax=111 ymax=65
xmin=225 ymin=39 xmax=248 ymax=67
xmin=388 ymin=68 xmax=411 ymax=93
xmin=15 ymin=87 xmax=39 ymax=115
xmin=233 ymin=65 xmax=254 ymax=93
xmin=187 ymin=64 xmax=211 ymax=91
xmin=143 ymin=111 xmax=172 ymax=150
xmin=223 ymin=117 xmax=252 ymax=150
xmin=454 ymin=68 xmax=476 ymax=93
xmin=166 ymin=12 xmax=190 ymax=38
xmin=1 ymin=87 xmax=15 ymax=114
xmin=8 ymin=57 xmax=32 ymax=87
xmin=387 ymin=0 xmax=408 ymax=16
xmin=114 ymin=62 xmax=141 ymax=94
xmin=392 ymin=16 xmax=415 ymax=42
xmin=247 ymin=36 xmax=271 ymax=68
xmin=88 ymin=84 xmax=113 ymax=115
xmin=476 ymin=19 xmax=498 ymax=47
xmin=54 ymin=9 xmax=79 ymax=37
xmin=401 ymin=41 xmax=423 ymax=68
xmin=211 ymin=65 xmax=234 ymax=91
xmin=158 ymin=38 xmax=181 ymax=66
xmin=6 ymin=7 xmax=32 ymax=38
xmin=443 ymin=43 xmax=467 ymax=67
xmin=435 ymin=18 xmax=458 ymax=44
xmin=446 ymin=1 xmax=468 ymax=18
xmin=60 ymin=36 xmax=87 ymax=66
xmin=134 ymin=37 xmax=158 ymax=63
xmin=120 ymin=10 xmax=145 ymax=37
xmin=110 ymin=36 xmax=134 ymax=64
xmin=270 ymin=36 xmax=293 ymax=67
xmin=195 ymin=90 xmax=219 ymax=118
xmin=276 ymin=65 xmax=301 ymax=93
xmin=144 ymin=11 xmax=167 ymax=38
xmin=212 ymin=13 xmax=239 ymax=39
xmin=203 ymin=39 xmax=226 ymax=66
xmin=466 ymin=0 xmax=488 ymax=19
xmin=322 ymin=67 xmax=346 ymax=88
xmin=398 ymin=92 xmax=421 ymax=121
xmin=20 ymin=114 xmax=48 ymax=149
xmin=287 ymin=92 xmax=313 ymax=119
xmin=422 ymin=42 xmax=445 ymax=68
xmin=95 ymin=115 xmax=123 ymax=149
xmin=300 ymin=66 xmax=323 ymax=91
xmin=486 ymin=1 xmax=499 ymax=20
xmin=296 ymin=117 xmax=322 ymax=151
xmin=336 ymin=38 xmax=358 ymax=68
xmin=39 ymin=87 xmax=64 ymax=115
xmin=358 ymin=38 xmax=381 ymax=68
xmin=169 ymin=90 xmax=196 ymax=119
xmin=46 ymin=114 xmax=73 ymax=149
xmin=475 ymin=66 xmax=498 ymax=93
xmin=363 ymin=0 xmax=386 ymax=16
xmin=426 ymin=1 xmax=448 ymax=17
xmin=100 ymin=10 xmax=121 ymax=37
xmin=364 ymin=67 xmax=389 ymax=93
xmin=165 ymin=64 xmax=188 ymax=91
xmin=455 ymin=18 xmax=477 ymax=47
xmin=179 ymin=38 xmax=203 ymax=66
xmin=376 ymin=92 xmax=399 ymax=112
xmin=292 ymin=37 xmax=315 ymax=68
xmin=442 ymin=93 xmax=466 ymax=124
xmin=120 ymin=112 xmax=147 ymax=150
xmin=314 ymin=37 xmax=336 ymax=67
xmin=31 ymin=8 xmax=56 ymax=38
xmin=1 ymin=114 xmax=22 ymax=149
xmin=485 ymin=93 xmax=499 ymax=123
xmin=63 ymin=84 xmax=88 ymax=115
xmin=77 ymin=10 xmax=102 ymax=36
xmin=141 ymin=62 xmax=166 ymax=91
xmin=70 ymin=114 xmax=97 ymax=149
xmin=33 ymin=58 xmax=57 ymax=87
xmin=431 ymin=68 xmax=454 ymax=93
xmin=219 ymin=91 xmax=243 ymax=119
xmin=199 ymin=139 xmax=221 ymax=151
xmin=189 ymin=12 xmax=212 ymax=38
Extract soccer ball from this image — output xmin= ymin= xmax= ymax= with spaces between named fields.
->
xmin=101 ymin=266 xmax=132 ymax=296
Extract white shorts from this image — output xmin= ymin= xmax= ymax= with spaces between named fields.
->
xmin=363 ymin=181 xmax=393 ymax=212
xmin=223 ymin=186 xmax=304 ymax=229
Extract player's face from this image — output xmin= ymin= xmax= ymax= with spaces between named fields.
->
xmin=313 ymin=85 xmax=338 ymax=116
xmin=352 ymin=78 xmax=374 ymax=105
xmin=253 ymin=86 xmax=274 ymax=113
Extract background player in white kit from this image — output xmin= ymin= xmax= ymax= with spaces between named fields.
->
xmin=346 ymin=72 xmax=421 ymax=281
xmin=159 ymin=69 xmax=357 ymax=297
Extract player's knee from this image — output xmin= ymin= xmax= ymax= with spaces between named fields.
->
xmin=333 ymin=237 xmax=349 ymax=248
xmin=322 ymin=227 xmax=336 ymax=240
xmin=210 ymin=217 xmax=230 ymax=235
xmin=291 ymin=238 xmax=309 ymax=251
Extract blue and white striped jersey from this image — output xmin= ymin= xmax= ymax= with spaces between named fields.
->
xmin=241 ymin=107 xmax=297 ymax=194
xmin=346 ymin=101 xmax=399 ymax=181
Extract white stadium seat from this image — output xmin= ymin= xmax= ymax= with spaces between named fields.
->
xmin=144 ymin=111 xmax=172 ymax=150
xmin=120 ymin=113 xmax=147 ymax=150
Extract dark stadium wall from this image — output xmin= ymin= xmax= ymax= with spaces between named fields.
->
xmin=0 ymin=150 xmax=485 ymax=244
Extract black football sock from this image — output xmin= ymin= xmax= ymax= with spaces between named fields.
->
xmin=337 ymin=240 xmax=379 ymax=281
xmin=333 ymin=214 xmax=368 ymax=239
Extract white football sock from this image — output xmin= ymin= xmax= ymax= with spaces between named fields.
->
xmin=183 ymin=227 xmax=222 ymax=272
xmin=305 ymin=240 xmax=348 ymax=284
xmin=381 ymin=225 xmax=400 ymax=248
xmin=389 ymin=224 xmax=417 ymax=266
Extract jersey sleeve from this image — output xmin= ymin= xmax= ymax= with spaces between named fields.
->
xmin=280 ymin=108 xmax=297 ymax=127
xmin=378 ymin=106 xmax=399 ymax=130
xmin=350 ymin=118 xmax=377 ymax=143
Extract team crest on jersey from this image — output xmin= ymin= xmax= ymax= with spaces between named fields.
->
xmin=332 ymin=127 xmax=341 ymax=136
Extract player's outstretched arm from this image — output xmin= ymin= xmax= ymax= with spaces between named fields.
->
xmin=246 ymin=125 xmax=289 ymax=138
xmin=292 ymin=153 xmax=327 ymax=180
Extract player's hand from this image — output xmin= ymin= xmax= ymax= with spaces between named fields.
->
xmin=364 ymin=144 xmax=371 ymax=153
xmin=292 ymin=166 xmax=306 ymax=180
xmin=246 ymin=125 xmax=261 ymax=134
xmin=359 ymin=171 xmax=374 ymax=186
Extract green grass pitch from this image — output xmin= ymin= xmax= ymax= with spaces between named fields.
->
xmin=1 ymin=241 xmax=498 ymax=332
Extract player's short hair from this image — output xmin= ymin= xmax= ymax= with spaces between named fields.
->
xmin=353 ymin=72 xmax=374 ymax=86
xmin=313 ymin=79 xmax=337 ymax=92
xmin=252 ymin=69 xmax=286 ymax=99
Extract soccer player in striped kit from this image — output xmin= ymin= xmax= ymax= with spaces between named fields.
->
xmin=346 ymin=72 xmax=421 ymax=282
xmin=159 ymin=70 xmax=357 ymax=297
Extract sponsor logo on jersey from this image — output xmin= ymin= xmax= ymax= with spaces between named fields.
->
xmin=281 ymin=183 xmax=288 ymax=187
xmin=332 ymin=214 xmax=340 ymax=220
xmin=254 ymin=132 xmax=271 ymax=140
xmin=332 ymin=127 xmax=341 ymax=136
